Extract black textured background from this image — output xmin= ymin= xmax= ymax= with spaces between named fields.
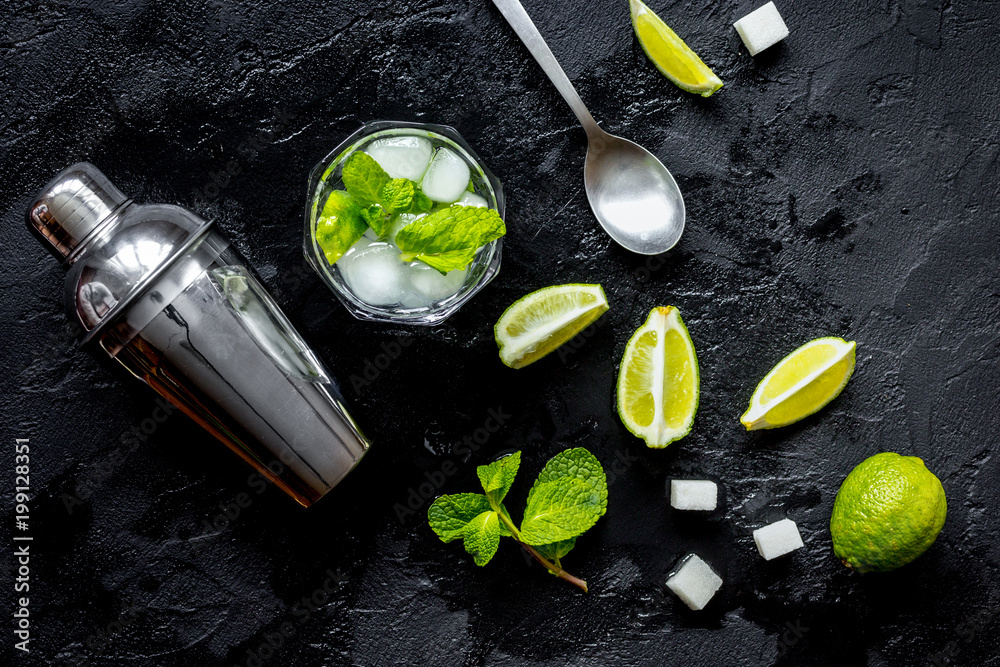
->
xmin=2 ymin=0 xmax=999 ymax=665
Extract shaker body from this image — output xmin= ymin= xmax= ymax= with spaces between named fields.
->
xmin=112 ymin=238 xmax=367 ymax=506
xmin=28 ymin=163 xmax=370 ymax=507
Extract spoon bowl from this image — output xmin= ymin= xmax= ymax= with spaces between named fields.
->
xmin=585 ymin=132 xmax=685 ymax=254
xmin=493 ymin=0 xmax=686 ymax=254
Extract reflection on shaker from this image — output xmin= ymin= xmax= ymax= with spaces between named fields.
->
xmin=211 ymin=266 xmax=330 ymax=383
xmin=79 ymin=282 xmax=116 ymax=323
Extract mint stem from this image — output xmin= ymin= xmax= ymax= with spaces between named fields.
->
xmin=497 ymin=511 xmax=588 ymax=592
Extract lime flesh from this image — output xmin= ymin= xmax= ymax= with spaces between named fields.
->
xmin=495 ymin=284 xmax=609 ymax=369
xmin=741 ymin=337 xmax=856 ymax=430
xmin=616 ymin=306 xmax=699 ymax=448
xmin=629 ymin=0 xmax=723 ymax=97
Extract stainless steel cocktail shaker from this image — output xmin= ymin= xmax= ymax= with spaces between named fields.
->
xmin=27 ymin=162 xmax=370 ymax=507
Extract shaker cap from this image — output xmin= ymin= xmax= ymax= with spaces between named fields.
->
xmin=27 ymin=162 xmax=129 ymax=261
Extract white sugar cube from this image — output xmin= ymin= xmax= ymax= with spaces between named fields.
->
xmin=734 ymin=2 xmax=789 ymax=56
xmin=665 ymin=554 xmax=723 ymax=611
xmin=753 ymin=518 xmax=804 ymax=560
xmin=670 ymin=480 xmax=718 ymax=511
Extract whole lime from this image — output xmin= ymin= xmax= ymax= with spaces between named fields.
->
xmin=830 ymin=452 xmax=946 ymax=573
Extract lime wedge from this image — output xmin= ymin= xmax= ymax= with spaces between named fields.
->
xmin=629 ymin=0 xmax=723 ymax=97
xmin=495 ymin=284 xmax=609 ymax=369
xmin=741 ymin=337 xmax=856 ymax=430
xmin=616 ymin=307 xmax=699 ymax=448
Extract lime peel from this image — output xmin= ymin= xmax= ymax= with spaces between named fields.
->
xmin=830 ymin=452 xmax=947 ymax=573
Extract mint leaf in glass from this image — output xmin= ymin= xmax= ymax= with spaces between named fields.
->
xmin=314 ymin=190 xmax=367 ymax=265
xmin=360 ymin=204 xmax=392 ymax=236
xmin=410 ymin=247 xmax=479 ymax=274
xmin=341 ymin=152 xmax=390 ymax=206
xmin=396 ymin=205 xmax=505 ymax=274
xmin=409 ymin=190 xmax=433 ymax=214
xmin=381 ymin=178 xmax=416 ymax=214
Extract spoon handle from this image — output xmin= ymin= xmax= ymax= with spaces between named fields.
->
xmin=491 ymin=0 xmax=602 ymax=138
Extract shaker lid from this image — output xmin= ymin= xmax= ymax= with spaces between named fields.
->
xmin=27 ymin=162 xmax=129 ymax=261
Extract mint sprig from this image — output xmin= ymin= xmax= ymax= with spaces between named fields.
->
xmin=428 ymin=448 xmax=607 ymax=592
xmin=320 ymin=150 xmax=503 ymax=270
xmin=332 ymin=153 xmax=435 ymax=243
xmin=396 ymin=205 xmax=506 ymax=274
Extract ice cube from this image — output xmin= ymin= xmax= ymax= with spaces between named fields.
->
xmin=457 ymin=191 xmax=488 ymax=208
xmin=733 ymin=2 xmax=789 ymax=56
xmin=421 ymin=148 xmax=471 ymax=203
xmin=398 ymin=290 xmax=430 ymax=309
xmin=363 ymin=227 xmax=379 ymax=241
xmin=338 ymin=241 xmax=408 ymax=306
xmin=343 ymin=234 xmax=374 ymax=256
xmin=753 ymin=518 xmax=804 ymax=560
xmin=388 ymin=213 xmax=425 ymax=246
xmin=670 ymin=480 xmax=718 ymax=511
xmin=665 ymin=554 xmax=723 ymax=611
xmin=364 ymin=136 xmax=433 ymax=181
xmin=407 ymin=260 xmax=468 ymax=301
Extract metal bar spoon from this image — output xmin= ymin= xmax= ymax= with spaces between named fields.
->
xmin=492 ymin=0 xmax=685 ymax=255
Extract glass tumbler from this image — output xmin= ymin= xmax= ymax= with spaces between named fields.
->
xmin=304 ymin=121 xmax=505 ymax=326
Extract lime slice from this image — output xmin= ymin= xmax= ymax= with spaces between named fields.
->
xmin=629 ymin=0 xmax=723 ymax=97
xmin=495 ymin=284 xmax=609 ymax=369
xmin=741 ymin=337 xmax=856 ymax=430
xmin=616 ymin=307 xmax=699 ymax=448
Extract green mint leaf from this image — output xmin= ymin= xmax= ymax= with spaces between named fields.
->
xmin=519 ymin=477 xmax=605 ymax=545
xmin=428 ymin=493 xmax=492 ymax=543
xmin=407 ymin=247 xmax=478 ymax=274
xmin=314 ymin=190 xmax=366 ymax=265
xmin=342 ymin=152 xmax=390 ymax=206
xmin=409 ymin=190 xmax=433 ymax=214
xmin=534 ymin=538 xmax=576 ymax=563
xmin=526 ymin=447 xmax=608 ymax=512
xmin=396 ymin=205 xmax=505 ymax=274
xmin=361 ymin=204 xmax=391 ymax=236
xmin=519 ymin=448 xmax=607 ymax=546
xmin=462 ymin=510 xmax=501 ymax=566
xmin=466 ymin=178 xmax=475 ymax=193
xmin=381 ymin=178 xmax=415 ymax=214
xmin=477 ymin=452 xmax=520 ymax=505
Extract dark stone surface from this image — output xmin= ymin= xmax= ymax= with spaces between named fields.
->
xmin=2 ymin=0 xmax=999 ymax=665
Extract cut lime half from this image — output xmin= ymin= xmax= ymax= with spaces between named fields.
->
xmin=616 ymin=306 xmax=699 ymax=448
